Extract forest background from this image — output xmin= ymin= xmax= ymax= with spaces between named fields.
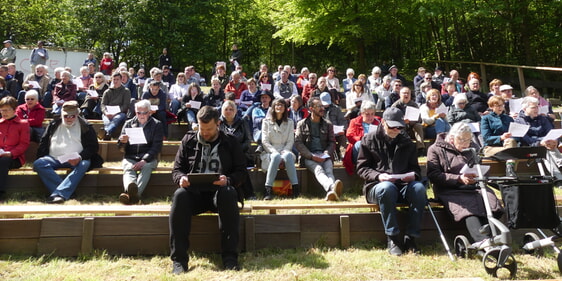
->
xmin=2 ymin=0 xmax=561 ymax=85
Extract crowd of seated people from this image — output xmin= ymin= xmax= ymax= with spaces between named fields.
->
xmin=2 ymin=49 xmax=562 ymax=206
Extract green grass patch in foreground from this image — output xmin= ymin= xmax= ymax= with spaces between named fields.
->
xmin=1 ymin=242 xmax=561 ymax=281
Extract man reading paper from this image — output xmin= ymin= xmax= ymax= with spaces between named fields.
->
xmin=357 ymin=107 xmax=427 ymax=256
xmin=34 ymin=101 xmax=103 ymax=204
xmin=118 ymin=100 xmax=164 ymax=204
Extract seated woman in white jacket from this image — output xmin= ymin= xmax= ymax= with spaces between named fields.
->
xmin=260 ymin=98 xmax=299 ymax=200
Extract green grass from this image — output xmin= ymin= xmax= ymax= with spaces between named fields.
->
xmin=1 ymin=242 xmax=561 ymax=280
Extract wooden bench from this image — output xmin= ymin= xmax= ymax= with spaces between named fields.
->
xmin=0 ymin=204 xmax=252 ymax=218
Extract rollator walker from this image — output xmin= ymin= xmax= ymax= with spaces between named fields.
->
xmin=453 ymin=147 xmax=562 ymax=278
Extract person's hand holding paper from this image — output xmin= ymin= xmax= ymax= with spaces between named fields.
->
xmin=508 ymin=122 xmax=529 ymax=138
xmin=124 ymin=127 xmax=147 ymax=145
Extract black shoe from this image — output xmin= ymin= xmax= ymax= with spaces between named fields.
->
xmin=387 ymin=235 xmax=403 ymax=256
xmin=223 ymin=258 xmax=240 ymax=271
xmin=403 ymin=235 xmax=420 ymax=254
xmin=127 ymin=182 xmax=139 ymax=204
xmin=264 ymin=185 xmax=274 ymax=200
xmin=171 ymin=261 xmax=188 ymax=274
xmin=46 ymin=195 xmax=65 ymax=204
xmin=292 ymin=184 xmax=300 ymax=198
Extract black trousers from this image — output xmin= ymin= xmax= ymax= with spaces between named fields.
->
xmin=0 ymin=157 xmax=21 ymax=193
xmin=169 ymin=186 xmax=240 ymax=264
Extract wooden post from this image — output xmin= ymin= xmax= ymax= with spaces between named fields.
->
xmin=81 ymin=217 xmax=95 ymax=255
xmin=479 ymin=63 xmax=488 ymax=93
xmin=339 ymin=215 xmax=350 ymax=248
xmin=244 ymin=216 xmax=255 ymax=252
xmin=517 ymin=67 xmax=526 ymax=92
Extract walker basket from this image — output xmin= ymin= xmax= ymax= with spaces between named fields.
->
xmin=500 ymin=180 xmax=560 ymax=229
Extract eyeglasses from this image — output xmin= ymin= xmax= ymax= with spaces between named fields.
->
xmin=25 ymin=98 xmax=35 ymax=101
xmin=136 ymin=111 xmax=149 ymax=115
xmin=328 ymin=70 xmax=335 ymax=72
xmin=63 ymin=115 xmax=76 ymax=119
xmin=457 ymin=137 xmax=472 ymax=143
xmin=95 ymin=76 xmax=103 ymax=79
xmin=425 ymin=78 xmax=432 ymax=80
xmin=388 ymin=126 xmax=404 ymax=130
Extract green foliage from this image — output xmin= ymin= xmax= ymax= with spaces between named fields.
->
xmin=2 ymin=0 xmax=561 ymax=78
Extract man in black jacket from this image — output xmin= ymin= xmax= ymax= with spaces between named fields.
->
xmin=356 ymin=107 xmax=426 ymax=256
xmin=33 ymin=101 xmax=103 ymax=204
xmin=169 ymin=105 xmax=246 ymax=274
xmin=117 ymin=100 xmax=164 ymax=204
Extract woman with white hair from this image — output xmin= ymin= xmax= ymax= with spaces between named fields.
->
xmin=427 ymin=122 xmax=503 ymax=244
xmin=447 ymin=93 xmax=481 ymax=125
xmin=368 ymin=66 xmax=382 ymax=92
xmin=52 ymin=71 xmax=77 ymax=115
xmin=16 ymin=90 xmax=45 ymax=142
xmin=515 ymin=96 xmax=562 ymax=183
xmin=342 ymin=68 xmax=356 ymax=92
xmin=100 ymin=52 xmax=114 ymax=75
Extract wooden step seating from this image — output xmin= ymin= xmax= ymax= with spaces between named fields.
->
xmin=5 ymin=158 xmax=542 ymax=200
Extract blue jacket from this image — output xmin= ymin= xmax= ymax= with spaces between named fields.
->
xmin=515 ymin=113 xmax=553 ymax=147
xmin=481 ymin=112 xmax=514 ymax=146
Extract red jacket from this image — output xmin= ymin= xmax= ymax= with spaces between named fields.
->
xmin=343 ymin=114 xmax=381 ymax=175
xmin=301 ymin=83 xmax=317 ymax=104
xmin=0 ymin=116 xmax=30 ymax=165
xmin=100 ymin=58 xmax=113 ymax=73
xmin=16 ymin=103 xmax=45 ymax=128
xmin=224 ymin=81 xmax=248 ymax=99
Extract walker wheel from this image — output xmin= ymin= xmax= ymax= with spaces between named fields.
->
xmin=522 ymin=232 xmax=543 ymax=256
xmin=482 ymin=249 xmax=517 ymax=279
xmin=454 ymin=235 xmax=470 ymax=259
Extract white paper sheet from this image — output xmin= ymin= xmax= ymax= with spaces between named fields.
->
xmin=261 ymin=84 xmax=271 ymax=91
xmin=368 ymin=124 xmax=378 ymax=133
xmin=468 ymin=122 xmax=480 ymax=133
xmin=539 ymin=105 xmax=549 ymax=115
xmin=105 ymin=105 xmax=121 ymax=115
xmin=300 ymin=80 xmax=309 ymax=87
xmin=124 ymin=127 xmax=147 ymax=145
xmin=460 ymin=164 xmax=490 ymax=175
xmin=435 ymin=103 xmax=448 ymax=115
xmin=57 ymin=152 xmax=81 ymax=163
xmin=543 ymin=129 xmax=562 ymax=141
xmin=28 ymin=80 xmax=41 ymax=89
xmin=333 ymin=125 xmax=344 ymax=135
xmin=73 ymin=78 xmax=84 ymax=88
xmin=509 ymin=98 xmax=522 ymax=115
xmin=508 ymin=122 xmax=530 ymax=138
xmin=86 ymin=90 xmax=98 ymax=98
xmin=404 ymin=106 xmax=420 ymax=121
xmin=188 ymin=100 xmax=201 ymax=109
xmin=388 ymin=171 xmax=415 ymax=180
xmin=150 ymin=105 xmax=159 ymax=111
xmin=313 ymin=153 xmax=331 ymax=159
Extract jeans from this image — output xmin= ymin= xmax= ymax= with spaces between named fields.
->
xmin=352 ymin=141 xmax=361 ymax=164
xmin=303 ymin=158 xmax=335 ymax=192
xmin=170 ymin=99 xmax=181 ymax=115
xmin=366 ymin=180 xmax=426 ymax=237
xmin=102 ymin=112 xmax=126 ymax=135
xmin=33 ymin=155 xmax=91 ymax=199
xmin=424 ymin=118 xmax=450 ymax=139
xmin=122 ymin=158 xmax=158 ymax=196
xmin=169 ymin=186 xmax=240 ymax=265
xmin=265 ymin=151 xmax=298 ymax=186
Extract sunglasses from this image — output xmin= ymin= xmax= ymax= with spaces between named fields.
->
xmin=63 ymin=115 xmax=77 ymax=119
xmin=388 ymin=126 xmax=404 ymax=130
xmin=136 ymin=111 xmax=149 ymax=115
